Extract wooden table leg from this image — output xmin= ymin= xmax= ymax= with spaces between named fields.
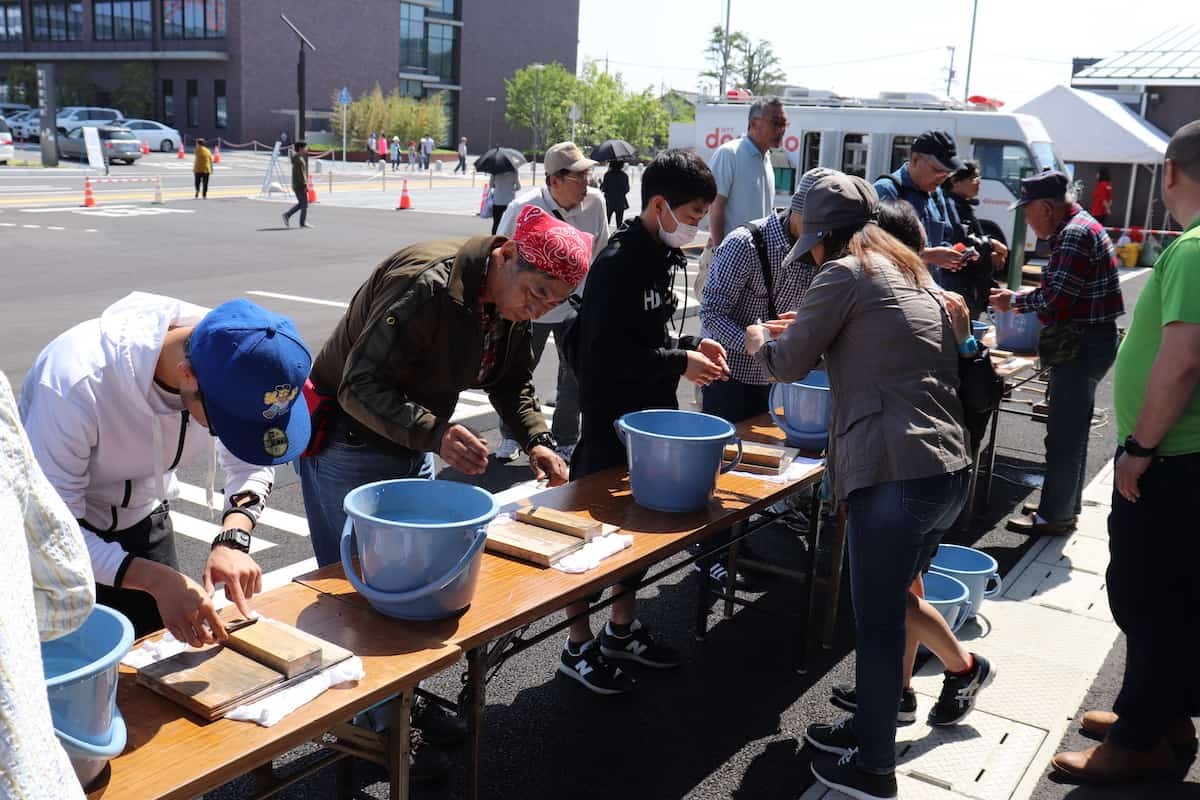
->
xmin=798 ymin=485 xmax=821 ymax=670
xmin=723 ymin=521 xmax=743 ymax=619
xmin=983 ymin=405 xmax=1002 ymax=506
xmin=388 ymin=690 xmax=413 ymax=800
xmin=463 ymin=646 xmax=486 ymax=800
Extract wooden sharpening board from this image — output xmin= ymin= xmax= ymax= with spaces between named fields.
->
xmin=723 ymin=443 xmax=798 ymax=475
xmin=514 ymin=506 xmax=602 ymax=540
xmin=225 ymin=618 xmax=321 ymax=678
xmin=486 ymin=519 xmax=586 ymax=567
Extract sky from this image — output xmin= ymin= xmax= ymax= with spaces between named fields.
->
xmin=577 ymin=0 xmax=1181 ymax=108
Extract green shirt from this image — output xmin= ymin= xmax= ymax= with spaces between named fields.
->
xmin=291 ymin=153 xmax=308 ymax=194
xmin=1113 ymin=216 xmax=1200 ymax=455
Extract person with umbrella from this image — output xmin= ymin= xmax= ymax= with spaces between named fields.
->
xmin=601 ymin=160 xmax=630 ymax=227
xmin=476 ymin=146 xmax=529 ymax=235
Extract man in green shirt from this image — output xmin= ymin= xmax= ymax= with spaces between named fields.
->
xmin=1052 ymin=120 xmax=1200 ymax=783
xmin=282 ymin=140 xmax=311 ymax=229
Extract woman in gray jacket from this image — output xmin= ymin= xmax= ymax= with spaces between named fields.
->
xmin=745 ymin=173 xmax=989 ymax=800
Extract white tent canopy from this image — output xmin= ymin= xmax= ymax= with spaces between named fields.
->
xmin=1015 ymin=85 xmax=1168 ymax=165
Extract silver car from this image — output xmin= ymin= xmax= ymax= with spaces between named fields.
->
xmin=57 ymin=126 xmax=143 ymax=164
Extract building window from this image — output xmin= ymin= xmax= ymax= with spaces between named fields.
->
xmin=0 ymin=3 xmax=22 ymax=40
xmin=398 ymin=79 xmax=423 ymax=98
xmin=426 ymin=23 xmax=457 ymax=82
xmin=94 ymin=1 xmax=151 ymax=40
xmin=31 ymin=2 xmax=83 ymax=41
xmin=214 ymin=79 xmax=226 ymax=128
xmin=889 ymin=135 xmax=914 ymax=172
xmin=399 ymin=3 xmax=426 ymax=73
xmin=186 ymin=79 xmax=198 ymax=127
xmin=841 ymin=133 xmax=869 ymax=178
xmin=161 ymin=0 xmax=222 ymax=39
xmin=427 ymin=0 xmax=456 ymax=18
xmin=802 ymin=132 xmax=821 ymax=172
xmin=162 ymin=78 xmax=174 ymax=125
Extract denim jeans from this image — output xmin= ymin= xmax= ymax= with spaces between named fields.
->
xmin=1039 ymin=322 xmax=1118 ymax=523
xmin=847 ymin=468 xmax=970 ymax=773
xmin=1107 ymin=448 xmax=1200 ymax=750
xmin=701 ymin=378 xmax=769 ymax=423
xmin=500 ymin=311 xmax=580 ymax=446
xmin=298 ymin=423 xmax=434 ymax=567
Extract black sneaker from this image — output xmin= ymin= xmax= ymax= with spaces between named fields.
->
xmin=830 ymin=684 xmax=918 ymax=724
xmin=411 ymin=695 xmax=468 ymax=745
xmin=599 ymin=620 xmax=681 ymax=669
xmin=928 ymin=653 xmax=996 ymax=726
xmin=408 ymin=728 xmax=452 ymax=784
xmin=811 ymin=750 xmax=898 ymax=800
xmin=558 ymin=639 xmax=636 ymax=695
xmin=804 ymin=716 xmax=858 ymax=756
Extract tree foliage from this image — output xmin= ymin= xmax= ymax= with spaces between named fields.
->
xmin=329 ymin=84 xmax=448 ymax=149
xmin=611 ymin=89 xmax=670 ymax=154
xmin=57 ymin=65 xmax=95 ymax=106
xmin=3 ymin=63 xmax=37 ymax=105
xmin=113 ymin=63 xmax=155 ymax=119
xmin=700 ymin=26 xmax=747 ymax=94
xmin=736 ymin=38 xmax=786 ymax=95
xmin=503 ymin=62 xmax=578 ymax=149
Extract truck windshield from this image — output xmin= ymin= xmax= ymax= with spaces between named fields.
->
xmin=1031 ymin=141 xmax=1064 ymax=173
xmin=974 ymin=140 xmax=1035 ymax=196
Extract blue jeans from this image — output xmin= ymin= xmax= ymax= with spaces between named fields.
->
xmin=298 ymin=424 xmax=434 ymax=567
xmin=1039 ymin=322 xmax=1118 ymax=523
xmin=701 ymin=378 xmax=769 ymax=423
xmin=847 ymin=468 xmax=969 ymax=773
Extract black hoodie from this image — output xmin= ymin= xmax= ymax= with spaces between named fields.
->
xmin=564 ymin=217 xmax=699 ymax=477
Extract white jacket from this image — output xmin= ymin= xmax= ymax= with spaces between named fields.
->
xmin=19 ymin=292 xmax=275 ymax=586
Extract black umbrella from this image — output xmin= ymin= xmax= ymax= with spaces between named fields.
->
xmin=474 ymin=146 xmax=527 ymax=174
xmin=590 ymin=139 xmax=637 ymax=163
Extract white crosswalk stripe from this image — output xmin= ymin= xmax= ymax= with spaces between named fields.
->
xmin=175 ymin=481 xmax=310 ymax=537
xmin=168 ymin=509 xmax=276 ymax=553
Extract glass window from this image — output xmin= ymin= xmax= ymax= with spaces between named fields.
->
xmin=132 ymin=0 xmax=149 ymax=37
xmin=184 ymin=0 xmax=202 ymax=37
xmin=162 ymin=78 xmax=175 ymax=126
xmin=890 ymin=135 xmax=915 ymax=172
xmin=1031 ymin=141 xmax=1064 ymax=173
xmin=398 ymin=79 xmax=423 ymax=98
xmin=399 ymin=2 xmax=426 ymax=72
xmin=161 ymin=0 xmax=181 ymax=37
xmin=162 ymin=0 xmax=219 ymax=38
xmin=802 ymin=131 xmax=820 ymax=172
xmin=32 ymin=2 xmax=83 ymax=40
xmin=426 ymin=23 xmax=456 ymax=82
xmin=204 ymin=0 xmax=222 ymax=36
xmin=186 ymin=79 xmax=197 ymax=128
xmin=1 ymin=2 xmax=23 ymax=40
xmin=427 ymin=0 xmax=455 ymax=17
xmin=841 ymin=133 xmax=869 ymax=178
xmin=214 ymin=79 xmax=226 ymax=128
xmin=974 ymin=140 xmax=1035 ymax=195
xmin=93 ymin=0 xmax=111 ymax=38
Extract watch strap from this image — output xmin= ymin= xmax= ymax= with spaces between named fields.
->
xmin=1123 ymin=436 xmax=1156 ymax=458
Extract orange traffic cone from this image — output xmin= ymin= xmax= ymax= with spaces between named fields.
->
xmin=478 ymin=186 xmax=489 ymax=215
xmin=177 ymin=142 xmax=185 ymax=159
xmin=307 ymin=174 xmax=317 ymax=203
xmin=213 ymin=144 xmax=221 ymax=164
xmin=82 ymin=177 xmax=96 ymax=208
xmin=141 ymin=137 xmax=150 ymax=155
xmin=396 ymin=180 xmax=411 ymax=210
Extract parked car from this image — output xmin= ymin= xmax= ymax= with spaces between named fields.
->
xmin=0 ymin=117 xmax=13 ymax=164
xmin=57 ymin=126 xmax=142 ymax=164
xmin=120 ymin=118 xmax=183 ymax=153
xmin=6 ymin=109 xmax=37 ymax=139
xmin=55 ymin=106 xmax=124 ymax=129
xmin=0 ymin=101 xmax=31 ymax=118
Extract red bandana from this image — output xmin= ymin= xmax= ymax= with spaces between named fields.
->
xmin=512 ymin=205 xmax=592 ymax=287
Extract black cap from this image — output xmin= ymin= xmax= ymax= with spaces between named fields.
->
xmin=1009 ymin=169 xmax=1070 ymax=210
xmin=911 ymin=130 xmax=964 ymax=172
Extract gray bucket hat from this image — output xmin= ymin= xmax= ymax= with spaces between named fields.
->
xmin=783 ymin=172 xmax=879 ymax=265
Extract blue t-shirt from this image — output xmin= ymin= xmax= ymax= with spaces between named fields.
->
xmin=874 ymin=164 xmax=956 ymax=247
xmin=709 ymin=136 xmax=775 ymax=238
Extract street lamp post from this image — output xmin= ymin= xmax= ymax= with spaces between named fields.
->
xmin=485 ymin=96 xmax=496 ymax=150
xmin=280 ymin=14 xmax=315 ymax=143
xmin=964 ymin=0 xmax=979 ymax=101
xmin=532 ymin=62 xmax=544 ymax=185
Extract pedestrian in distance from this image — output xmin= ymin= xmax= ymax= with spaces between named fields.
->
xmin=456 ymin=136 xmax=468 ymax=173
xmin=282 ymin=141 xmax=312 ymax=228
xmin=421 ymin=134 xmax=434 ymax=170
xmin=1091 ymin=166 xmax=1114 ymax=227
xmin=600 ymin=160 xmax=630 ymax=227
xmin=376 ymin=131 xmax=388 ymax=166
xmin=389 ymin=136 xmax=401 ymax=171
xmin=367 ymin=131 xmax=377 ymax=165
xmin=488 ymin=169 xmax=520 ymax=235
xmin=193 ymin=137 xmax=212 ymax=199
xmin=408 ymin=140 xmax=418 ymax=171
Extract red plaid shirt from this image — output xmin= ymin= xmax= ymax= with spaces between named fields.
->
xmin=1014 ymin=204 xmax=1124 ymax=324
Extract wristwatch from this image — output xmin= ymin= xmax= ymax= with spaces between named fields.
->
xmin=1123 ymin=436 xmax=1157 ymax=458
xmin=211 ymin=528 xmax=252 ymax=553
xmin=525 ymin=432 xmax=558 ymax=454
xmin=958 ymin=335 xmax=980 ymax=357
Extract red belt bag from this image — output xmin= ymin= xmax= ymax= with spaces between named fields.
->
xmin=301 ymin=378 xmax=337 ymax=458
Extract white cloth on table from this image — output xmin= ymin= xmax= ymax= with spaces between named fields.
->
xmin=552 ymin=532 xmax=634 ymax=573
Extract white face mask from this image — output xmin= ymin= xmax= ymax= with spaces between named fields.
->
xmin=658 ymin=203 xmax=700 ymax=249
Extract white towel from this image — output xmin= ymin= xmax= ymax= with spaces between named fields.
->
xmin=552 ymin=532 xmax=634 ymax=573
xmin=225 ymin=656 xmax=365 ymax=727
xmin=730 ymin=455 xmax=824 ymax=485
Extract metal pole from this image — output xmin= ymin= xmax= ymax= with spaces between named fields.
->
xmin=485 ymin=96 xmax=495 ymax=151
xmin=533 ymin=67 xmax=542 ymax=185
xmin=341 ymin=103 xmax=347 ymax=165
xmin=1124 ymin=163 xmax=1137 ymax=229
xmin=963 ymin=0 xmax=979 ymax=101
xmin=945 ymin=46 xmax=956 ymax=97
xmin=720 ymin=0 xmax=732 ymax=97
xmin=297 ymin=43 xmax=305 ymax=142
xmin=1007 ymin=207 xmax=1027 ymax=290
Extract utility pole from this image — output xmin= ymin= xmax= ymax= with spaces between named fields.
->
xmin=485 ymin=96 xmax=496 ymax=150
xmin=532 ymin=63 xmax=545 ymax=184
xmin=964 ymin=0 xmax=979 ymax=101
xmin=280 ymin=14 xmax=315 ymax=142
xmin=944 ymin=46 xmax=957 ymax=97
xmin=719 ymin=0 xmax=733 ymax=97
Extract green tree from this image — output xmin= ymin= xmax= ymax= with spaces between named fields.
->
xmin=660 ymin=90 xmax=696 ymax=123
xmin=330 ymin=85 xmax=446 ymax=153
xmin=573 ymin=61 xmax=624 ymax=147
xmin=3 ymin=63 xmax=37 ymax=105
xmin=735 ymin=38 xmax=786 ymax=95
xmin=700 ymin=25 xmax=747 ymax=96
xmin=504 ymin=62 xmax=577 ymax=151
xmin=612 ymin=88 xmax=670 ymax=154
xmin=57 ymin=65 xmax=96 ymax=106
xmin=113 ymin=63 xmax=155 ymax=119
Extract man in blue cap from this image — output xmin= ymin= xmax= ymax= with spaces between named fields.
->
xmin=991 ymin=170 xmax=1123 ymax=535
xmin=20 ymin=294 xmax=312 ymax=646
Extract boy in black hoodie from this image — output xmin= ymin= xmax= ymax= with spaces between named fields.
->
xmin=559 ymin=149 xmax=727 ymax=694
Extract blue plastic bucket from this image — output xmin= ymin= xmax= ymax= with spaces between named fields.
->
xmin=992 ymin=309 xmax=1043 ymax=353
xmin=971 ymin=320 xmax=990 ymax=340
xmin=41 ymin=604 xmax=133 ymax=745
xmin=56 ymin=708 xmax=127 ymax=788
xmin=922 ymin=571 xmax=971 ymax=633
xmin=615 ymin=409 xmax=742 ymax=513
xmin=340 ymin=479 xmax=497 ymax=620
xmin=769 ymin=370 xmax=832 ymax=451
xmin=929 ymin=544 xmax=1002 ymax=621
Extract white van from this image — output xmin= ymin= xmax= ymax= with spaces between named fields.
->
xmin=690 ymin=92 xmax=1065 ymax=250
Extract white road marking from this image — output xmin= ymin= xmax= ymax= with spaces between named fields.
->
xmin=0 ymin=222 xmax=14 ymax=227
xmin=46 ymin=225 xmax=65 ymax=231
xmin=85 ymin=228 xmax=98 ymax=233
xmin=1118 ymin=267 xmax=1149 ymax=284
xmin=21 ymin=224 xmax=39 ymax=228
xmin=175 ymin=481 xmax=310 ymax=537
xmin=169 ymin=510 xmax=275 ymax=553
xmin=247 ymin=290 xmax=350 ymax=309
xmin=0 ymin=184 xmax=70 ymax=191
xmin=211 ymin=557 xmax=318 ymax=612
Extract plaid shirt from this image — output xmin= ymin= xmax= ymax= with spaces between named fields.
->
xmin=700 ymin=212 xmax=812 ymax=384
xmin=1014 ymin=204 xmax=1124 ymax=325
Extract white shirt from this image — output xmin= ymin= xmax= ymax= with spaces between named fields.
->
xmin=496 ymin=184 xmax=609 ymax=324
xmin=0 ymin=370 xmax=93 ymax=800
xmin=458 ymin=141 xmax=468 ymax=157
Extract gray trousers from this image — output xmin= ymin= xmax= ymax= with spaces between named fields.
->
xmin=500 ymin=313 xmax=580 ymax=446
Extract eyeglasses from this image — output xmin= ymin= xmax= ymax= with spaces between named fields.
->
xmin=758 ymin=117 xmax=788 ymax=129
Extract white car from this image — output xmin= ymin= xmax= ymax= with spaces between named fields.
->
xmin=121 ymin=119 xmax=183 ymax=153
xmin=0 ymin=117 xmax=13 ymax=164
xmin=55 ymin=107 xmax=124 ymax=130
xmin=5 ymin=110 xmax=35 ymax=139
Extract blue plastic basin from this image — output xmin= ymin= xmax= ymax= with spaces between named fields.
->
xmin=769 ymin=370 xmax=832 ymax=451
xmin=56 ymin=708 xmax=127 ymax=788
xmin=971 ymin=320 xmax=990 ymax=340
xmin=40 ymin=604 xmax=133 ymax=745
xmin=923 ymin=571 xmax=971 ymax=633
xmin=929 ymin=544 xmax=1002 ymax=621
xmin=615 ymin=410 xmax=742 ymax=513
xmin=340 ymin=479 xmax=497 ymax=620
xmin=992 ymin=309 xmax=1043 ymax=354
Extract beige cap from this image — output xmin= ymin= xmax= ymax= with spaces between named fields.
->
xmin=544 ymin=141 xmax=596 ymax=175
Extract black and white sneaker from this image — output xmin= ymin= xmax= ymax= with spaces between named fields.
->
xmin=928 ymin=653 xmax=995 ymax=726
xmin=804 ymin=716 xmax=858 ymax=756
xmin=811 ymin=749 xmax=898 ymax=800
xmin=558 ymin=639 xmax=635 ymax=695
xmin=830 ymin=683 xmax=918 ymax=724
xmin=599 ymin=620 xmax=681 ymax=669
xmin=411 ymin=695 xmax=468 ymax=745
xmin=691 ymin=559 xmax=759 ymax=592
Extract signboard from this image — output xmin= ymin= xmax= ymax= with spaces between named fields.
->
xmin=338 ymin=86 xmax=352 ymax=106
xmin=36 ymin=63 xmax=57 ymax=167
xmin=83 ymin=126 xmax=106 ymax=172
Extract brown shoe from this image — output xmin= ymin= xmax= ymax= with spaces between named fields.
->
xmin=1080 ymin=711 xmax=1198 ymax=749
xmin=1051 ymin=740 xmax=1175 ymax=783
xmin=1006 ymin=514 xmax=1076 ymax=535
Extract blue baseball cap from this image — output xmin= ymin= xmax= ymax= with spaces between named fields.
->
xmin=188 ymin=300 xmax=312 ymax=466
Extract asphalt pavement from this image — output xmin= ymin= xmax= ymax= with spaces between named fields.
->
xmin=0 ymin=176 xmax=1178 ymax=799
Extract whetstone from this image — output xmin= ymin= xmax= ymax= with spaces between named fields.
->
xmin=515 ymin=506 xmax=602 ymax=540
xmin=724 ymin=442 xmax=785 ymax=469
xmin=486 ymin=520 xmax=585 ymax=567
xmin=225 ymin=618 xmax=322 ymax=678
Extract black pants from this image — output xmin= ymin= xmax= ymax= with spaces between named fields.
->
xmin=367 ymin=150 xmax=376 ymax=164
xmin=455 ymin=155 xmax=467 ymax=173
xmin=88 ymin=503 xmax=177 ymax=638
xmin=700 ymin=380 xmax=772 ymax=554
xmin=285 ymin=188 xmax=308 ymax=226
xmin=491 ymin=203 xmax=507 ymax=235
xmin=1107 ymin=448 xmax=1200 ymax=750
xmin=607 ymin=206 xmax=626 ymax=227
xmin=194 ymin=171 xmax=209 ymax=198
